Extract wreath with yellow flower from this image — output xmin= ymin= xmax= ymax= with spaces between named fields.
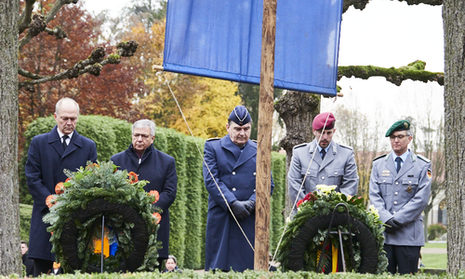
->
xmin=43 ymin=161 xmax=162 ymax=273
xmin=277 ymin=185 xmax=388 ymax=273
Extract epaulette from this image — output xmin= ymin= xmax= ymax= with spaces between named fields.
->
xmin=416 ymin=154 xmax=431 ymax=163
xmin=293 ymin=143 xmax=307 ymax=149
xmin=338 ymin=143 xmax=353 ymax=150
xmin=373 ymin=154 xmax=387 ymax=162
xmin=206 ymin=137 xmax=220 ymax=141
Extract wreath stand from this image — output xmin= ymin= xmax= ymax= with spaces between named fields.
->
xmin=284 ymin=204 xmax=380 ymax=273
xmin=316 ymin=203 xmax=355 ymax=273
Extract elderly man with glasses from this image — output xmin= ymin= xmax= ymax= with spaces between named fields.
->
xmin=111 ymin=119 xmax=177 ymax=270
xmin=369 ymin=120 xmax=432 ymax=274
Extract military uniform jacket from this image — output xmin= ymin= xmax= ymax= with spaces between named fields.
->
xmin=369 ymin=152 xmax=431 ymax=246
xmin=25 ymin=126 xmax=97 ymax=261
xmin=111 ymin=144 xmax=177 ymax=258
xmin=288 ymin=139 xmax=359 ymax=204
xmin=203 ymin=135 xmax=273 ymax=271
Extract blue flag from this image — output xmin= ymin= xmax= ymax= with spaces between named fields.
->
xmin=163 ymin=0 xmax=343 ymax=96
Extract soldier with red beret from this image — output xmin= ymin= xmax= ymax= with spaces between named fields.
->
xmin=288 ymin=112 xmax=359 ymax=206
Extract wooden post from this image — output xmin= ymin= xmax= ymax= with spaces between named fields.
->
xmin=254 ymin=0 xmax=277 ymax=271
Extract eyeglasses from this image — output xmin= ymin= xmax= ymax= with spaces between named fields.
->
xmin=133 ymin=133 xmax=150 ymax=139
xmin=389 ymin=134 xmax=408 ymax=140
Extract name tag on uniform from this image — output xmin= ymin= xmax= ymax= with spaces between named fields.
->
xmin=381 ymin=170 xmax=391 ymax=176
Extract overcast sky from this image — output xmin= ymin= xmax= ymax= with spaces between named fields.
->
xmin=82 ymin=0 xmax=444 ymax=150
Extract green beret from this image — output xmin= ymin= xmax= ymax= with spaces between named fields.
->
xmin=385 ymin=120 xmax=410 ymax=137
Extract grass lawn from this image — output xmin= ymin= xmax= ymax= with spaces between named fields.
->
xmin=421 ymin=242 xmax=447 ymax=270
xmin=421 ymin=253 xmax=447 ymax=269
xmin=424 ymin=242 xmax=447 ymax=249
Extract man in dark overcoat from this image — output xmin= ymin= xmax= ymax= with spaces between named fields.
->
xmin=25 ymin=97 xmax=97 ymax=276
xmin=203 ymin=105 xmax=273 ymax=271
xmin=111 ymin=119 xmax=177 ymax=269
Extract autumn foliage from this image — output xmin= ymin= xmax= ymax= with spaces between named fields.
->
xmin=18 ymin=1 xmax=144 ymax=151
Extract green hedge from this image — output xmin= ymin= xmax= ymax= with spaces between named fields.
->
xmin=19 ymin=115 xmax=132 ymax=204
xmin=4 ymin=270 xmax=456 ymax=279
xmin=20 ymin=116 xmax=287 ymax=270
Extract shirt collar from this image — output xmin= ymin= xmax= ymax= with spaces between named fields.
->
xmin=392 ymin=150 xmax=409 ymax=162
xmin=57 ymin=129 xmax=74 ymax=140
xmin=316 ymin=142 xmax=331 ymax=153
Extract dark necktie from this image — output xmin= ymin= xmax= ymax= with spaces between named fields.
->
xmin=320 ymin=149 xmax=326 ymax=160
xmin=395 ymin=157 xmax=402 ymax=173
xmin=62 ymin=135 xmax=69 ymax=151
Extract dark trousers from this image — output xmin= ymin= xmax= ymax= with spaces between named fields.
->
xmin=32 ymin=258 xmax=53 ymax=277
xmin=384 ymin=244 xmax=421 ymax=274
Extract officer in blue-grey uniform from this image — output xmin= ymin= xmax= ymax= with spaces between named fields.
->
xmin=288 ymin=112 xmax=359 ymax=205
xmin=203 ymin=105 xmax=273 ymax=272
xmin=369 ymin=120 xmax=432 ymax=274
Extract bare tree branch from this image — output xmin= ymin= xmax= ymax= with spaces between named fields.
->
xmin=18 ymin=0 xmax=77 ymax=50
xmin=338 ymin=60 xmax=444 ymax=86
xmin=343 ymin=0 xmax=442 ymax=13
xmin=18 ymin=0 xmax=36 ymax=34
xmin=18 ymin=42 xmax=137 ymax=88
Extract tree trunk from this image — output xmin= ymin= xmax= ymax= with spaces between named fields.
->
xmin=443 ymin=0 xmax=465 ymax=274
xmin=275 ymin=91 xmax=320 ymax=161
xmin=275 ymin=91 xmax=320 ymax=214
xmin=0 ymin=0 xmax=21 ymax=275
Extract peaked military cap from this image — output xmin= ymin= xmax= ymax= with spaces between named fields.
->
xmin=228 ymin=105 xmax=251 ymax=126
xmin=312 ymin=112 xmax=335 ymax=130
xmin=385 ymin=120 xmax=410 ymax=137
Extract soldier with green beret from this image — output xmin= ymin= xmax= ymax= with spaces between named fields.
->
xmin=369 ymin=119 xmax=432 ymax=274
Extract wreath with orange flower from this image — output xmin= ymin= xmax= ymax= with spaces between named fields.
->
xmin=43 ymin=161 xmax=162 ymax=273
xmin=276 ymin=187 xmax=388 ymax=274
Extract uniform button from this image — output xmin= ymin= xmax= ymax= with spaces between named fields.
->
xmin=394 ymin=192 xmax=398 ymax=195
xmin=394 ymin=201 xmax=398 ymax=205
xmin=321 ymin=176 xmax=325 ymax=180
xmin=232 ymin=188 xmax=237 ymax=191
xmin=253 ymin=172 xmax=256 ymax=176
xmin=393 ymin=211 xmax=396 ymax=214
xmin=383 ymin=179 xmax=386 ymax=182
xmin=253 ymin=189 xmax=256 ymax=192
xmin=409 ymin=180 xmax=412 ymax=184
xmin=232 ymin=171 xmax=236 ymax=175
xmin=395 ymin=182 xmax=399 ymax=185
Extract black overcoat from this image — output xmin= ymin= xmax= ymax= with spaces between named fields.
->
xmin=25 ymin=126 xmax=97 ymax=261
xmin=111 ymin=144 xmax=177 ymax=259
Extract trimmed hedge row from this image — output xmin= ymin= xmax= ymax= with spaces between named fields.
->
xmin=6 ymin=270 xmax=454 ymax=279
xmin=20 ymin=115 xmax=287 ymax=270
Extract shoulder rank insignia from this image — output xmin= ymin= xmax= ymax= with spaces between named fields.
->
xmin=373 ymin=154 xmax=387 ymax=162
xmin=206 ymin=137 xmax=220 ymax=141
xmin=338 ymin=143 xmax=353 ymax=150
xmin=417 ymin=154 xmax=431 ymax=163
xmin=293 ymin=143 xmax=307 ymax=149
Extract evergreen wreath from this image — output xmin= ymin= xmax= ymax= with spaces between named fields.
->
xmin=43 ymin=161 xmax=161 ymax=273
xmin=277 ymin=185 xmax=388 ymax=273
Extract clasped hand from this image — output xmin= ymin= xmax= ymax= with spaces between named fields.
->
xmin=230 ymin=200 xmax=255 ymax=220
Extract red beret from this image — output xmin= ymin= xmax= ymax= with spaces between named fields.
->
xmin=312 ymin=112 xmax=335 ymax=130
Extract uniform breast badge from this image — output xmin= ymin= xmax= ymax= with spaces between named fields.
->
xmin=382 ymin=170 xmax=390 ymax=176
xmin=406 ymin=185 xmax=413 ymax=193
